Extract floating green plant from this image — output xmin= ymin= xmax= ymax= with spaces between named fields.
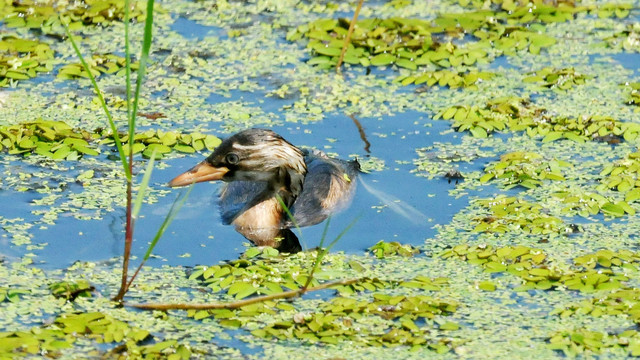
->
xmin=0 ymin=287 xmax=29 ymax=303
xmin=624 ymin=82 xmax=640 ymax=110
xmin=1 ymin=0 xmax=147 ymax=29
xmin=102 ymin=128 xmax=222 ymax=159
xmin=189 ymin=258 xmax=320 ymax=300
xmin=472 ymin=196 xmax=564 ymax=234
xmin=368 ymin=240 xmax=420 ymax=258
xmin=0 ymin=36 xmax=54 ymax=87
xmin=523 ymin=67 xmax=592 ymax=90
xmin=606 ymin=23 xmax=640 ymax=52
xmin=58 ymin=53 xmax=140 ymax=80
xmin=287 ymin=13 xmax=556 ymax=70
xmin=49 ymin=280 xmax=93 ymax=301
xmin=0 ymin=119 xmax=222 ymax=160
xmin=599 ymin=152 xmax=640 ymax=202
xmin=441 ymin=245 xmax=635 ymax=292
xmin=552 ymin=191 xmax=635 ymax=218
xmin=396 ymin=70 xmax=494 ymax=89
xmin=436 ymin=97 xmax=640 ymax=141
xmin=480 ymin=151 xmax=570 ymax=189
xmin=0 ymin=311 xmax=191 ymax=358
xmin=553 ymin=287 xmax=640 ymax=322
xmin=250 ymin=294 xmax=458 ymax=351
xmin=547 ymin=328 xmax=640 ymax=357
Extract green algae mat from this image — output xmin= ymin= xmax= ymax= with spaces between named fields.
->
xmin=2 ymin=0 xmax=640 ymax=358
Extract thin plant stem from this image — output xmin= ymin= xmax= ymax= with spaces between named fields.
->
xmin=276 ymin=194 xmax=307 ymax=250
xmin=114 ymin=0 xmax=156 ymax=303
xmin=128 ymin=278 xmax=361 ymax=311
xmin=302 ymin=216 xmax=360 ymax=290
xmin=125 ymin=184 xmax=193 ymax=292
xmin=131 ymin=0 xmax=155 ymax=121
xmin=124 ymin=0 xmax=133 ymax=144
xmin=61 ymin=19 xmax=130 ymax=179
xmin=335 ymin=0 xmax=365 ymax=73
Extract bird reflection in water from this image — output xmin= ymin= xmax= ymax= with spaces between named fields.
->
xmin=168 ymin=128 xmax=360 ymax=253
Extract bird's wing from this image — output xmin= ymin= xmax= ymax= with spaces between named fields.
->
xmin=287 ymin=155 xmax=358 ymax=228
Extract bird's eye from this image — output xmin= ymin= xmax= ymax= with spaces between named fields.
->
xmin=225 ymin=153 xmax=239 ymax=165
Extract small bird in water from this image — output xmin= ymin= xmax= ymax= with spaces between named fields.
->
xmin=168 ymin=128 xmax=360 ymax=252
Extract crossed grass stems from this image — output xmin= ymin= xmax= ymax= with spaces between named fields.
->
xmin=61 ymin=0 xmax=365 ymax=308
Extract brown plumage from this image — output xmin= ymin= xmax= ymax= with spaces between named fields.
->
xmin=169 ymin=128 xmax=359 ymax=252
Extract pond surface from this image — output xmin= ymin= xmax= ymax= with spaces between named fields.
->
xmin=1 ymin=0 xmax=640 ymax=359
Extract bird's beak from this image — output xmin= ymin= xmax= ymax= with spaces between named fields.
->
xmin=168 ymin=161 xmax=229 ymax=187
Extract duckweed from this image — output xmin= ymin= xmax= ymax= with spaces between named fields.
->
xmin=480 ymin=151 xmax=570 ymax=189
xmin=442 ymin=245 xmax=639 ymax=292
xmin=0 ymin=120 xmax=222 ymax=160
xmin=58 ymin=54 xmax=140 ymax=80
xmin=368 ymin=240 xmax=420 ymax=258
xmin=287 ymin=10 xmax=557 ymax=70
xmin=0 ymin=36 xmax=54 ymax=87
xmin=436 ymin=97 xmax=640 ymax=141
xmin=0 ymin=0 xmax=147 ymax=29
xmin=522 ymin=67 xmax=592 ymax=91
xmin=471 ymin=196 xmax=564 ymax=234
xmin=396 ymin=70 xmax=495 ymax=89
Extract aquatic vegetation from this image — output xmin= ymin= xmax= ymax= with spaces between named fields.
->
xmin=0 ymin=287 xmax=30 ymax=303
xmin=599 ymin=151 xmax=640 ymax=201
xmin=49 ymin=280 xmax=93 ymax=301
xmin=0 ymin=0 xmax=147 ymax=29
xmin=0 ymin=311 xmax=192 ymax=359
xmin=58 ymin=53 xmax=140 ymax=80
xmin=396 ymin=69 xmax=495 ymax=89
xmin=189 ymin=258 xmax=321 ymax=299
xmin=480 ymin=151 xmax=570 ymax=189
xmin=547 ymin=328 xmax=640 ymax=357
xmin=471 ymin=196 xmax=564 ymax=234
xmin=368 ymin=240 xmax=420 ymax=258
xmin=436 ymin=97 xmax=640 ymax=141
xmin=553 ymin=287 xmax=640 ymax=321
xmin=0 ymin=119 xmax=221 ymax=160
xmin=552 ymin=191 xmax=635 ymax=218
xmin=624 ymin=82 xmax=640 ymax=110
xmin=522 ymin=67 xmax=592 ymax=91
xmin=0 ymin=0 xmax=639 ymax=357
xmin=606 ymin=23 xmax=640 ymax=52
xmin=0 ymin=36 xmax=54 ymax=87
xmin=441 ymin=245 xmax=638 ymax=292
xmin=287 ymin=11 xmax=556 ymax=70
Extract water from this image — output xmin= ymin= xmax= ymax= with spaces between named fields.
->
xmin=19 ymin=109 xmax=474 ymax=268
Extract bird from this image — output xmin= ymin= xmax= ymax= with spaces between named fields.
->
xmin=168 ymin=128 xmax=360 ymax=252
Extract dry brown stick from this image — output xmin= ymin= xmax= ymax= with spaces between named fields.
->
xmin=349 ymin=114 xmax=371 ymax=153
xmin=336 ymin=0 xmax=365 ymax=74
xmin=127 ymin=278 xmax=360 ymax=311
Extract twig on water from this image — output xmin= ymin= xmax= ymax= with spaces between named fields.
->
xmin=336 ymin=0 xmax=365 ymax=74
xmin=128 ymin=278 xmax=360 ymax=311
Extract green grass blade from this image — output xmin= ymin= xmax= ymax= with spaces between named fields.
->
xmin=142 ymin=185 xmax=193 ymax=261
xmin=132 ymin=149 xmax=157 ymax=220
xmin=276 ymin=195 xmax=307 ymax=250
xmin=318 ymin=216 xmax=331 ymax=249
xmin=131 ymin=0 xmax=155 ymax=125
xmin=325 ymin=215 xmax=360 ymax=252
xmin=303 ymin=216 xmax=359 ymax=290
xmin=124 ymin=0 xmax=133 ymax=152
xmin=60 ymin=18 xmax=131 ymax=180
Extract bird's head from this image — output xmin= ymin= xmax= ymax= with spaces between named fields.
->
xmin=168 ymin=129 xmax=307 ymax=197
